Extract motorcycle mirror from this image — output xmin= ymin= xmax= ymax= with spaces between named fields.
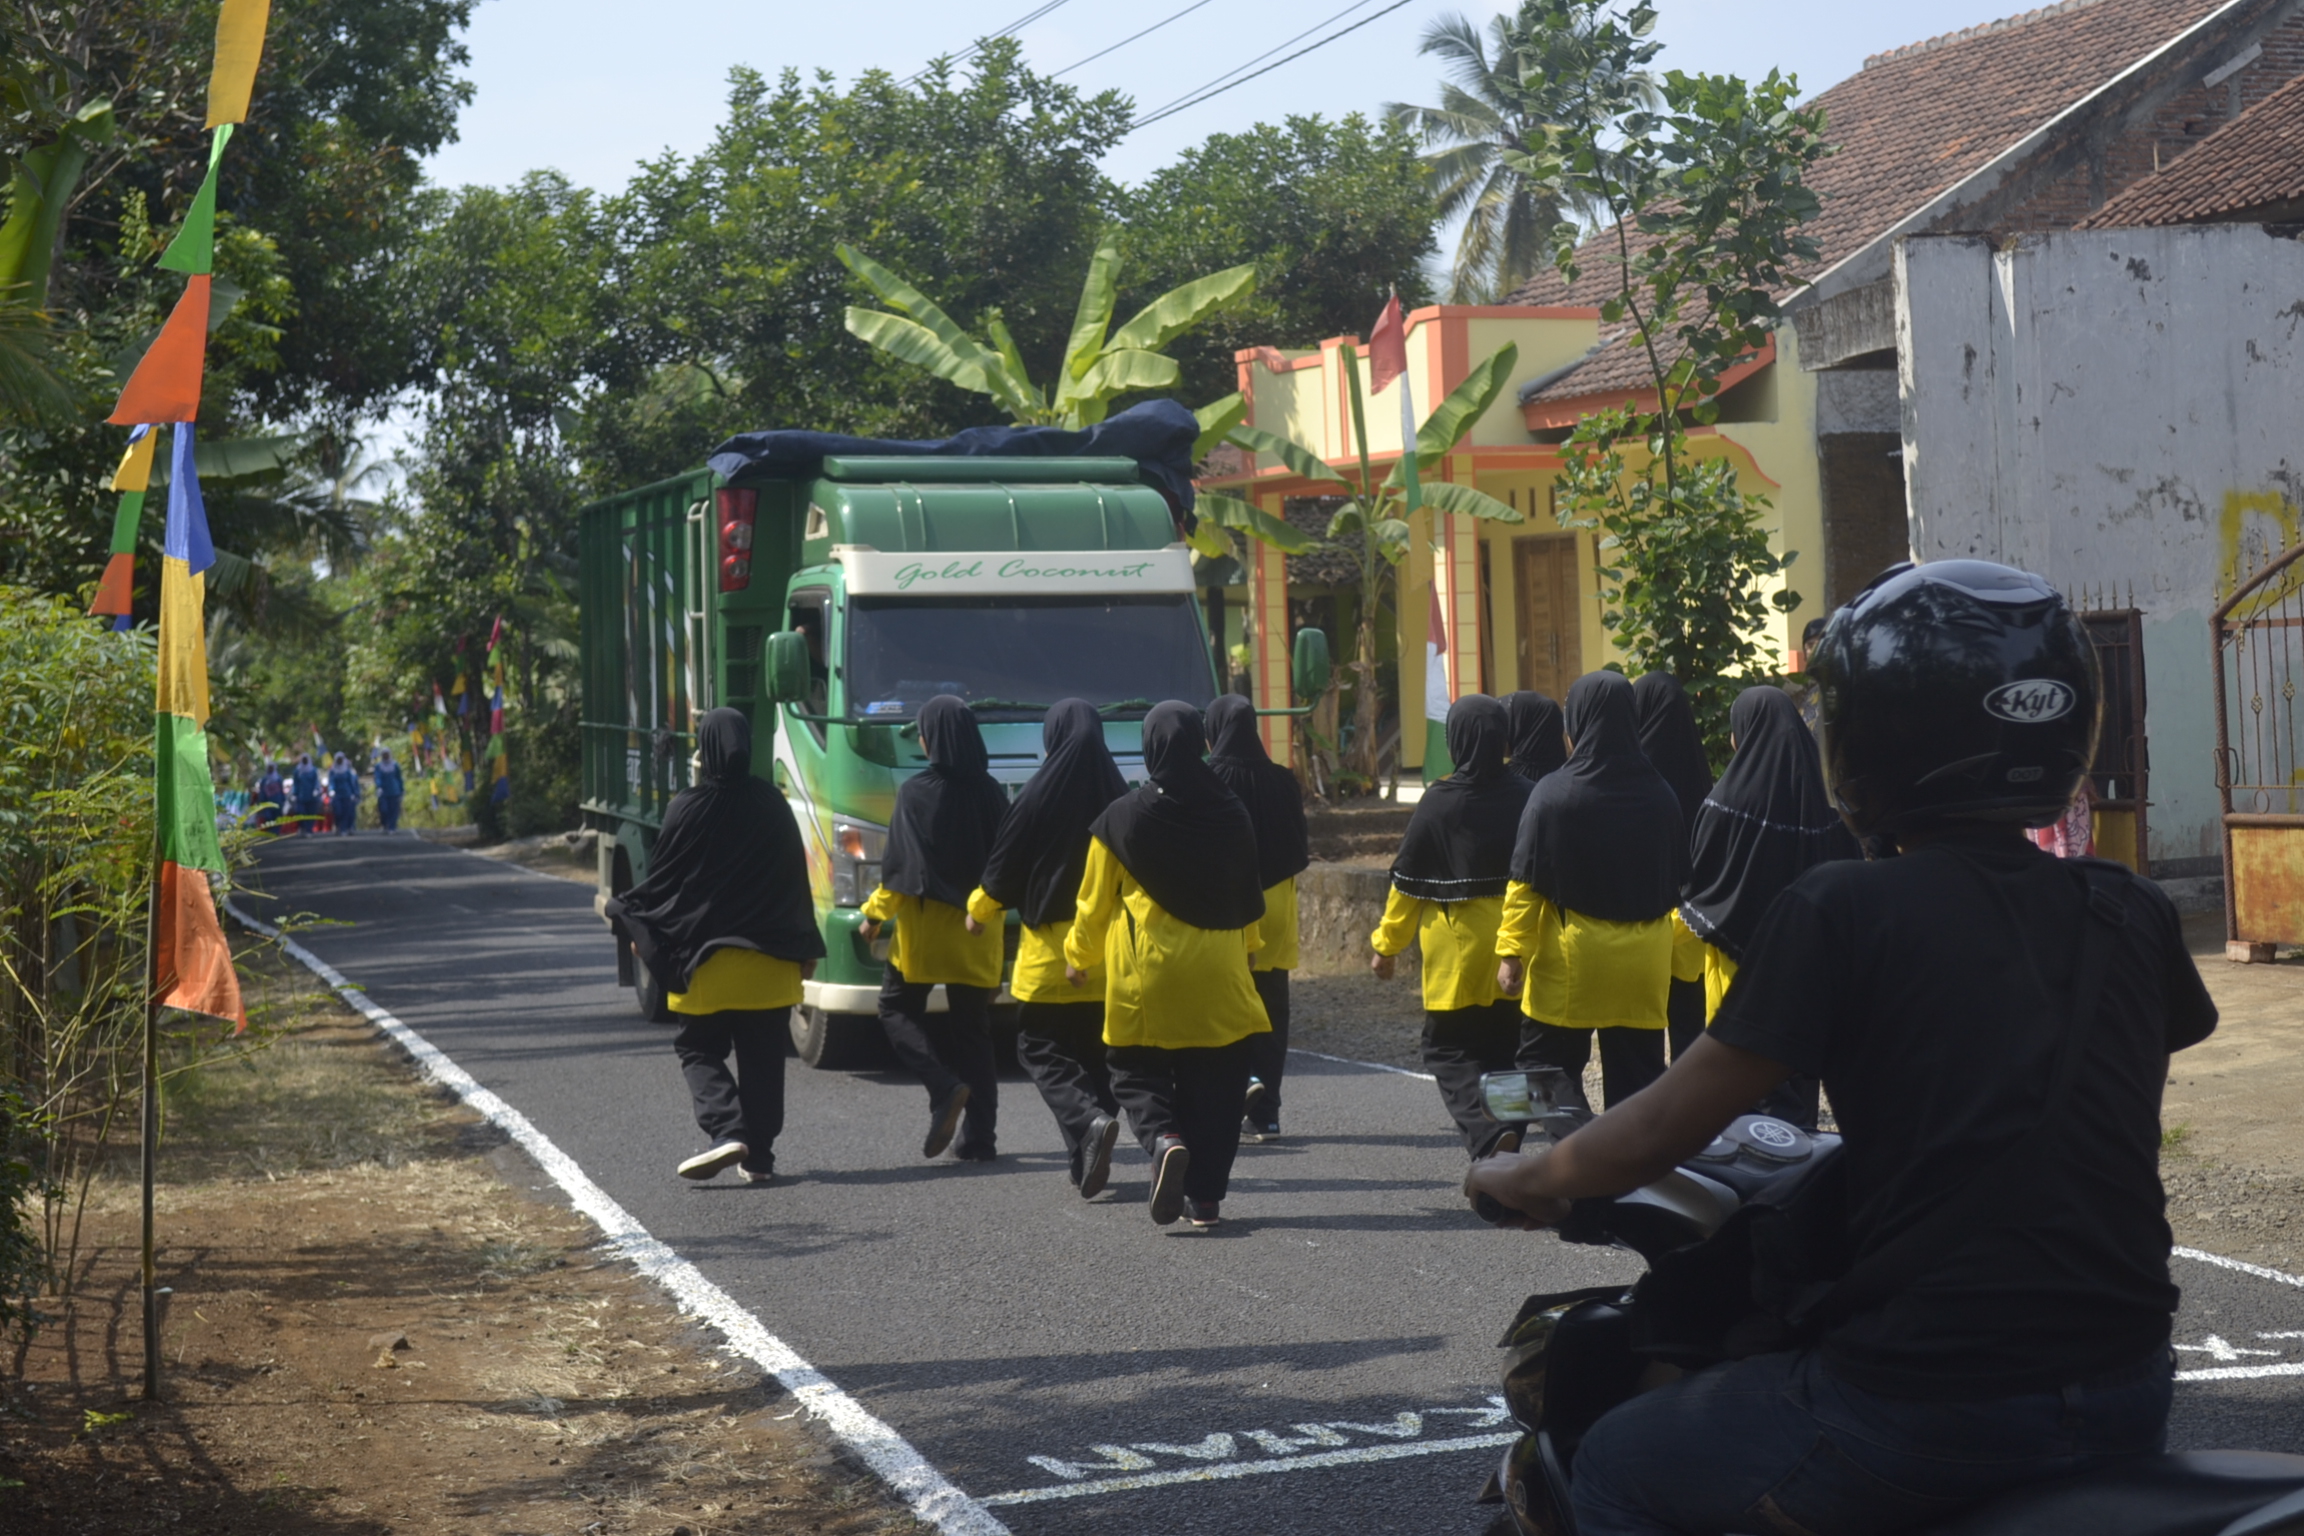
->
xmin=1479 ymin=1071 xmax=1537 ymax=1123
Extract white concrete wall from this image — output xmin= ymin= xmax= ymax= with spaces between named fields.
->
xmin=1897 ymin=227 xmax=2304 ymax=867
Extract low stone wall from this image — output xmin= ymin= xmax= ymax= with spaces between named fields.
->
xmin=1296 ymin=862 xmax=1410 ymax=980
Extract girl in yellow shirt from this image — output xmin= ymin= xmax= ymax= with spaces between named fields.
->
xmin=965 ymin=699 xmax=1129 ymax=1198
xmin=1496 ymin=671 xmax=1687 ymax=1112
xmin=1370 ymin=696 xmax=1535 ymax=1156
xmin=860 ymin=695 xmax=1010 ymax=1163
xmin=1063 ymin=702 xmax=1269 ymax=1228
xmin=605 ymin=708 xmax=824 ymax=1185
xmin=1206 ymin=694 xmax=1309 ymax=1142
xmin=1675 ymin=684 xmax=1863 ymax=1128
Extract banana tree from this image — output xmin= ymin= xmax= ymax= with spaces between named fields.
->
xmin=0 ymin=98 xmax=114 ymax=422
xmin=1216 ymin=342 xmax=1526 ymax=789
xmin=837 ymin=235 xmax=1255 ymax=429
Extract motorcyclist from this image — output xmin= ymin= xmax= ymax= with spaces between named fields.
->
xmin=1466 ymin=560 xmax=2217 ymax=1536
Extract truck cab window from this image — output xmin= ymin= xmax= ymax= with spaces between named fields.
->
xmin=788 ymin=590 xmax=832 ymax=734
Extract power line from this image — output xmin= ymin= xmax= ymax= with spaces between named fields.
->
xmin=1052 ymin=0 xmax=1221 ymax=77
xmin=1129 ymin=0 xmax=1385 ymax=119
xmin=900 ymin=0 xmax=1081 ymax=87
xmin=1131 ymin=0 xmax=1417 ymax=130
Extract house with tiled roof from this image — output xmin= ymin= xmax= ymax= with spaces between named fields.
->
xmin=1205 ymin=0 xmax=2304 ymax=787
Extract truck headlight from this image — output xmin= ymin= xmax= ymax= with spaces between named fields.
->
xmin=830 ymin=819 xmax=886 ymax=907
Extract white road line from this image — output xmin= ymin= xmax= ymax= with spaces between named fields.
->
xmin=1289 ymin=1047 xmax=1436 ymax=1082
xmin=2178 ymin=1363 xmax=2304 ymax=1382
xmin=2176 ymin=1247 xmax=2304 ymax=1290
xmin=976 ymin=1431 xmax=1518 ymax=1506
xmin=226 ymin=899 xmax=1012 ymax=1536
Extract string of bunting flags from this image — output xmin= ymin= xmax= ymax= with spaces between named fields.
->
xmin=86 ymin=0 xmax=275 ymax=1031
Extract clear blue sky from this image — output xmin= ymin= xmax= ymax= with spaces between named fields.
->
xmin=422 ymin=0 xmax=2036 ymax=194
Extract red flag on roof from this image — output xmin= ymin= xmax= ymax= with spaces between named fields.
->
xmin=1369 ymin=293 xmax=1407 ymax=396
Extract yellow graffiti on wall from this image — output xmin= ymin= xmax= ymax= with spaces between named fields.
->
xmin=2219 ymin=489 xmax=2304 ymax=617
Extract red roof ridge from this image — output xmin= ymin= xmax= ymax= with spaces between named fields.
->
xmin=1863 ymin=0 xmax=2114 ymax=69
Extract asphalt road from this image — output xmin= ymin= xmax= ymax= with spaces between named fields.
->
xmin=242 ymin=836 xmax=2304 ymax=1535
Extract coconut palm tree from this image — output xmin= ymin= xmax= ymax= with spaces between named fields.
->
xmin=1387 ymin=4 xmax=1656 ymax=304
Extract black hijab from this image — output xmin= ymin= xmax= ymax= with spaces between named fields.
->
xmin=882 ymin=694 xmax=1010 ymax=909
xmin=1504 ymin=691 xmax=1567 ymax=784
xmin=1680 ymin=685 xmax=1862 ymax=962
xmin=1088 ymin=701 xmax=1264 ymax=930
xmin=1510 ymin=671 xmax=1686 ymax=922
xmin=606 ymin=707 xmax=824 ymax=992
xmin=979 ymin=699 xmax=1128 ymax=927
xmin=1205 ymin=694 xmax=1309 ymax=890
xmin=1631 ymin=671 xmax=1714 ymax=828
xmin=1392 ymin=695 xmax=1533 ymax=901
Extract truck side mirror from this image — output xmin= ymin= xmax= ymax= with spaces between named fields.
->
xmin=1291 ymin=626 xmax=1331 ymax=701
xmin=763 ymin=630 xmax=811 ymax=705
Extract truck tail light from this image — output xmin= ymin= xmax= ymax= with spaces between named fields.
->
xmin=716 ymin=487 xmax=758 ymax=592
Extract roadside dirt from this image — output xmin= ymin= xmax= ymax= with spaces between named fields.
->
xmin=1304 ymin=797 xmax=1414 ymax=866
xmin=462 ymin=832 xmax=598 ymax=887
xmin=0 ymin=943 xmax=917 ymax=1536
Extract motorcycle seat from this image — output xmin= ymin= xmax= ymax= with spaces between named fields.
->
xmin=1931 ymin=1451 xmax=2304 ymax=1536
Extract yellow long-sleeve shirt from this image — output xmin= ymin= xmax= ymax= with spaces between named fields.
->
xmin=1062 ymin=837 xmax=1270 ymax=1050
xmin=1670 ymin=910 xmax=1739 ymax=1023
xmin=1251 ymin=877 xmax=1299 ymax=971
xmin=966 ymin=885 xmax=1104 ymax=1004
xmin=1369 ymin=887 xmax=1508 ymax=1012
xmin=1496 ymin=879 xmax=1675 ymax=1030
xmin=668 ymin=945 xmax=806 ymax=1015
xmin=860 ymin=885 xmax=1004 ymax=989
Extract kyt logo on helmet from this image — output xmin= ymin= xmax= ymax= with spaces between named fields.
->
xmin=1809 ymin=559 xmax=2101 ymax=839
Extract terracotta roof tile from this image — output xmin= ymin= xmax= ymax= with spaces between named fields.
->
xmin=2081 ymin=64 xmax=2304 ymax=223
xmin=1509 ymin=0 xmax=2229 ymax=315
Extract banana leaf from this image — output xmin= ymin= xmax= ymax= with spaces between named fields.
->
xmin=1374 ymin=517 xmax=1413 ymax=566
xmin=1191 ymin=394 xmax=1246 ymax=460
xmin=1383 ymin=343 xmax=1520 ymax=491
xmin=1060 ymin=234 xmax=1122 ymax=384
xmin=1183 ymin=519 xmax=1233 ymax=559
xmin=1107 ymin=262 xmax=1257 ymax=355
xmin=1414 ymin=480 xmax=1525 ymax=523
xmin=844 ymin=306 xmax=995 ymax=397
xmin=1226 ymin=423 xmax=1350 ymax=489
xmin=1199 ymin=490 xmax=1314 ymax=554
xmin=1074 ymin=347 xmax=1180 ymax=401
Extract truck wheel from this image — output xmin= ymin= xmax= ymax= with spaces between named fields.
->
xmin=635 ymin=962 xmax=675 ymax=1025
xmin=790 ymin=1006 xmax=883 ymax=1070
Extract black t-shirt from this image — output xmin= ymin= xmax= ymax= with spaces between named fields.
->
xmin=1709 ymin=834 xmax=2216 ymax=1399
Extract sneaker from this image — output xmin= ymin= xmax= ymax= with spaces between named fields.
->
xmin=1184 ymin=1198 xmax=1221 ymax=1228
xmin=1243 ymin=1116 xmax=1281 ymax=1143
xmin=743 ymin=1167 xmax=775 ymax=1186
xmin=1244 ymin=1078 xmax=1271 ymax=1122
xmin=923 ymin=1084 xmax=971 ymax=1159
xmin=1148 ymin=1136 xmax=1191 ymax=1226
xmin=677 ymin=1142 xmax=748 ymax=1181
xmin=953 ymin=1145 xmax=997 ymax=1163
xmin=1079 ymin=1114 xmax=1121 ymax=1200
xmin=1492 ymin=1128 xmax=1522 ymax=1157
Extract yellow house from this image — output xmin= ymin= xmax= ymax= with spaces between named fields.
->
xmin=1200 ymin=304 xmax=1825 ymax=772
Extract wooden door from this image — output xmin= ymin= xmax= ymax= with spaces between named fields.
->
xmin=1514 ymin=534 xmax=1581 ymax=698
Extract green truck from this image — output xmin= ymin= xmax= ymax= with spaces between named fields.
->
xmin=577 ymin=428 xmax=1324 ymax=1068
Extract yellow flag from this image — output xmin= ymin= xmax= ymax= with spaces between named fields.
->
xmin=205 ymin=0 xmax=272 ymax=128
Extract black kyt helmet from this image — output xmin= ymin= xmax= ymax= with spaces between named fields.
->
xmin=1812 ymin=560 xmax=2100 ymax=838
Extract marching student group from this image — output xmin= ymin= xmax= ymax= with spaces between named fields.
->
xmin=606 ymin=654 xmax=1862 ymax=1230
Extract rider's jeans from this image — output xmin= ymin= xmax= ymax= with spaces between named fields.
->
xmin=1572 ymin=1346 xmax=2172 ymax=1535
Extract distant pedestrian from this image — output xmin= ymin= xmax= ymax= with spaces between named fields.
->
xmin=252 ymin=762 xmax=286 ymax=832
xmin=1674 ymin=685 xmax=1862 ymax=1129
xmin=1503 ymin=691 xmax=1567 ymax=786
xmin=1065 ymin=701 xmax=1270 ymax=1229
xmin=373 ymin=750 xmax=405 ymax=833
xmin=968 ymin=699 xmax=1128 ymax=1197
xmin=289 ymin=753 xmax=321 ymax=834
xmin=1205 ymin=694 xmax=1309 ymax=1143
xmin=861 ymin=694 xmax=1010 ymax=1164
xmin=327 ymin=753 xmax=360 ymax=834
xmin=1500 ymin=672 xmax=1686 ymax=1112
xmin=1631 ymin=672 xmax=1712 ymax=1058
xmin=1372 ymin=695 xmax=1534 ymax=1157
xmin=608 ymin=707 xmax=823 ymax=1184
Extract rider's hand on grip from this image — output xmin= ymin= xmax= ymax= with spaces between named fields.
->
xmin=1463 ymin=1151 xmax=1572 ymax=1231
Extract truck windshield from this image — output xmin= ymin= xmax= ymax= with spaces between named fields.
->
xmin=845 ymin=595 xmax=1213 ymax=720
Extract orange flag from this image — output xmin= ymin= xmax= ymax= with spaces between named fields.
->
xmin=1369 ymin=293 xmax=1408 ymax=396
xmin=90 ymin=552 xmax=134 ymax=614
xmin=108 ymin=276 xmax=212 ymax=425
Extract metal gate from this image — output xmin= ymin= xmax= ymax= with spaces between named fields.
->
xmin=2212 ymin=541 xmax=2304 ymax=961
xmin=2079 ymin=606 xmax=2149 ymax=876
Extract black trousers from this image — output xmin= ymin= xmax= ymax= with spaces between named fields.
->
xmin=878 ymin=965 xmax=998 ymax=1156
xmin=1108 ymin=1037 xmax=1252 ymax=1204
xmin=672 ymin=1008 xmax=787 ymax=1174
xmin=1422 ymin=1000 xmax=1523 ymax=1156
xmin=1666 ymin=975 xmax=1707 ymax=1061
xmin=1245 ymin=968 xmax=1290 ymax=1115
xmin=1519 ymin=1021 xmax=1666 ymax=1112
xmin=1016 ymin=1000 xmax=1117 ymax=1182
